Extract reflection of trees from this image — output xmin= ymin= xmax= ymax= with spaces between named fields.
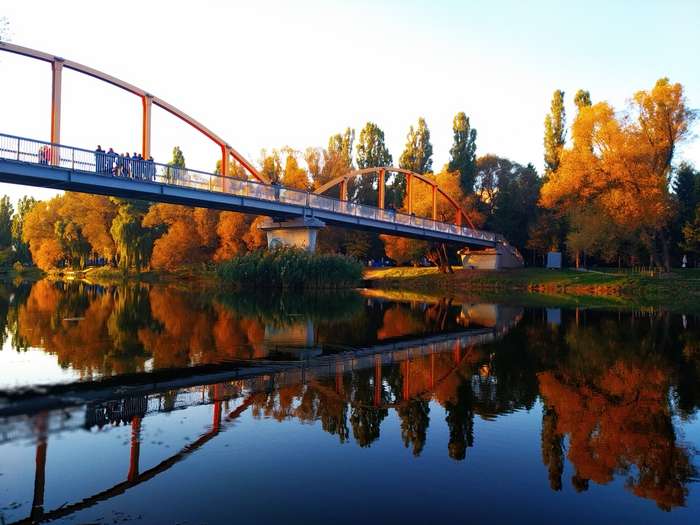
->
xmin=537 ymin=312 xmax=697 ymax=511
xmin=541 ymin=407 xmax=564 ymax=491
xmin=444 ymin=381 xmax=474 ymax=460
xmin=350 ymin=367 xmax=388 ymax=447
xmin=5 ymin=279 xmax=700 ymax=512
xmin=398 ymin=399 xmax=430 ymax=456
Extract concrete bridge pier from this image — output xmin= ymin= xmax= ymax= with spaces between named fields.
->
xmin=260 ymin=216 xmax=325 ymax=252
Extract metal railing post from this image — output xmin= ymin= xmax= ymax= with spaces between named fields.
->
xmin=16 ymin=137 xmax=20 ymax=160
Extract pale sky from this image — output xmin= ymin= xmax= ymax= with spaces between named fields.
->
xmin=1 ymin=0 xmax=699 ymax=205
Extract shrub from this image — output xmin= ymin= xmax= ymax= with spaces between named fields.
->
xmin=217 ymin=248 xmax=363 ymax=290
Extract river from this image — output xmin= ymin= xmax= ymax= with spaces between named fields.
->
xmin=0 ymin=279 xmax=698 ymax=524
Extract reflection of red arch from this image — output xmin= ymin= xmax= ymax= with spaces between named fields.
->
xmin=314 ymin=167 xmax=475 ymax=229
xmin=0 ymin=42 xmax=267 ymax=183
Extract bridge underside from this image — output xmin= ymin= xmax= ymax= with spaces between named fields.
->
xmin=0 ymin=159 xmax=496 ymax=247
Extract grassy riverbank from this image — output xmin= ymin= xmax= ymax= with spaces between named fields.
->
xmin=364 ymin=267 xmax=700 ymax=311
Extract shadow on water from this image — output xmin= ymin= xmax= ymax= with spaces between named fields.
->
xmin=0 ymin=279 xmax=699 ymax=523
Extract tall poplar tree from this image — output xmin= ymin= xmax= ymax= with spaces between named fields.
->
xmin=354 ymin=122 xmax=392 ymax=205
xmin=0 ymin=196 xmax=13 ymax=249
xmin=399 ymin=117 xmax=433 ymax=174
xmin=544 ymin=90 xmax=566 ymax=177
xmin=356 ymin=122 xmax=392 ymax=169
xmin=448 ymin=112 xmax=477 ymax=194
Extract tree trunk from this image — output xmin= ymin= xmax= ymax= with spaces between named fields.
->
xmin=441 ymin=243 xmax=454 ymax=274
xmin=661 ymin=235 xmax=671 ymax=272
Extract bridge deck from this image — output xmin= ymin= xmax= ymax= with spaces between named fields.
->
xmin=0 ymin=133 xmax=497 ymax=246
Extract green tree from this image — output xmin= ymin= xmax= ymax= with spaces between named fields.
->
xmin=544 ymin=89 xmax=566 ymax=177
xmin=328 ymin=127 xmax=355 ymax=169
xmin=399 ymin=117 xmax=433 ymax=174
xmin=448 ymin=112 xmax=478 ymax=194
xmin=396 ymin=117 xmax=433 ymax=206
xmin=490 ymin=162 xmax=542 ymax=251
xmin=674 ymin=162 xmax=698 ymax=227
xmin=0 ymin=196 xmax=13 ymax=249
xmin=11 ymin=196 xmax=37 ymax=264
xmin=573 ymin=89 xmax=592 ymax=111
xmin=355 ymin=122 xmax=392 ymax=205
xmin=165 ymin=146 xmax=186 ymax=183
xmin=356 ymin=122 xmax=392 ymax=169
xmin=55 ymin=219 xmax=90 ymax=268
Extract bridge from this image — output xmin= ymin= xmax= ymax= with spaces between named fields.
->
xmin=0 ymin=42 xmax=505 ymax=250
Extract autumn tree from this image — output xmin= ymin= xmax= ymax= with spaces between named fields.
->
xmin=259 ymin=149 xmax=282 ymax=184
xmin=281 ymin=149 xmax=309 ymax=190
xmin=448 ymin=112 xmax=478 ymax=193
xmin=304 ymin=147 xmax=322 ymax=184
xmin=312 ymin=128 xmax=355 ymax=190
xmin=142 ymin=204 xmax=205 ymax=270
xmin=214 ymin=212 xmax=253 ymax=261
xmin=541 ymin=79 xmax=696 ymax=270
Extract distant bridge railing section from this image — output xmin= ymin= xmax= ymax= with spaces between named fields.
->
xmin=0 ymin=133 xmax=497 ymax=243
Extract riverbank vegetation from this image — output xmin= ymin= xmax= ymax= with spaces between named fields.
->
xmin=0 ymin=77 xmax=695 ymax=277
xmin=217 ymin=248 xmax=363 ymax=290
xmin=365 ymin=267 xmax=700 ymax=311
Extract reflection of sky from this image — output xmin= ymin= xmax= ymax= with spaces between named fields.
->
xmin=2 ymin=399 xmax=699 ymax=524
xmin=0 ymin=335 xmax=81 ymax=390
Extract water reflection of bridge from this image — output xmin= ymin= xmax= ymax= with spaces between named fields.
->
xmin=1 ymin=311 xmax=521 ymax=525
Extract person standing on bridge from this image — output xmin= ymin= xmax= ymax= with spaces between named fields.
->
xmin=123 ymin=153 xmax=132 ymax=178
xmin=107 ymin=148 xmax=117 ymax=175
xmin=95 ymin=145 xmax=105 ymax=174
xmin=147 ymin=156 xmax=155 ymax=181
xmin=133 ymin=152 xmax=143 ymax=180
xmin=273 ymin=180 xmax=281 ymax=201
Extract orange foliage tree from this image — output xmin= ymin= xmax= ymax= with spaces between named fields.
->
xmin=541 ymin=79 xmax=695 ymax=269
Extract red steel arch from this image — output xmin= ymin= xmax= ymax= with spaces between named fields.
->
xmin=0 ymin=42 xmax=268 ymax=183
xmin=314 ymin=167 xmax=476 ymax=229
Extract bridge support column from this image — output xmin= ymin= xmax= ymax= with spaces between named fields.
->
xmin=378 ymin=169 xmax=385 ymax=209
xmin=141 ymin=95 xmax=153 ymax=159
xmin=50 ymin=59 xmax=63 ymax=145
xmin=340 ymin=179 xmax=348 ymax=201
xmin=406 ymin=173 xmax=413 ymax=215
xmin=260 ymin=217 xmax=325 ymax=252
xmin=50 ymin=58 xmax=63 ymax=167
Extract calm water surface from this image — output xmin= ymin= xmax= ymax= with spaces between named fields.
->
xmin=0 ymin=280 xmax=699 ymax=524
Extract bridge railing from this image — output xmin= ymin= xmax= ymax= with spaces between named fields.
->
xmin=0 ymin=132 xmax=497 ymax=243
